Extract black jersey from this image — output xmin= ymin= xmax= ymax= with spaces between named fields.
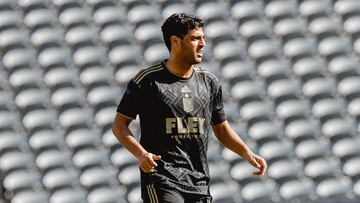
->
xmin=116 ymin=60 xmax=226 ymax=195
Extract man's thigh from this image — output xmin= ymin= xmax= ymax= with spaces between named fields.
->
xmin=142 ymin=183 xmax=184 ymax=203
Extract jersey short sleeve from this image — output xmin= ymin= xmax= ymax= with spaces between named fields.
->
xmin=116 ymin=80 xmax=142 ymax=119
xmin=211 ymin=81 xmax=226 ymax=125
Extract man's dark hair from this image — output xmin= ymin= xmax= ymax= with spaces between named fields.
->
xmin=161 ymin=13 xmax=204 ymax=51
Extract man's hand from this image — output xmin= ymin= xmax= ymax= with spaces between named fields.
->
xmin=245 ymin=152 xmax=267 ymax=176
xmin=137 ymin=152 xmax=161 ymax=173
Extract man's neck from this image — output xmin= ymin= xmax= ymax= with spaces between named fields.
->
xmin=164 ymin=57 xmax=193 ymax=78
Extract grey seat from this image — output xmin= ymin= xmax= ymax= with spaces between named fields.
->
xmin=299 ymin=0 xmax=332 ymax=22
xmin=283 ymin=38 xmax=317 ymax=62
xmin=103 ymin=128 xmax=121 ymax=151
xmin=143 ymin=42 xmax=169 ymax=65
xmin=355 ymin=37 xmax=360 ymax=55
xmin=80 ymin=66 xmax=114 ymax=87
xmin=127 ymin=4 xmax=161 ymax=26
xmin=239 ymin=19 xmax=272 ymax=45
xmin=0 ymin=110 xmax=21 ymax=132
xmin=338 ymin=76 xmax=360 ymax=101
xmin=240 ymin=101 xmax=274 ymax=127
xmin=318 ymin=36 xmax=352 ymax=60
xmin=9 ymin=69 xmax=42 ymax=92
xmin=293 ymin=57 xmax=327 ymax=82
xmin=285 ymin=119 xmax=320 ymax=143
xmin=195 ymin=1 xmax=229 ymax=22
xmin=312 ymin=98 xmax=346 ymax=123
xmin=267 ymin=159 xmax=303 ymax=184
xmin=127 ymin=185 xmax=141 ymax=203
xmin=267 ymin=79 xmax=301 ymax=105
xmin=0 ymin=90 xmax=14 ymax=110
xmin=94 ymin=105 xmax=116 ymax=129
xmin=248 ymin=39 xmax=281 ymax=63
xmin=241 ymin=180 xmax=276 ymax=202
xmin=332 ymin=138 xmax=360 ymax=162
xmin=38 ymin=47 xmax=72 ymax=70
xmin=321 ymin=118 xmax=356 ymax=143
xmin=15 ymin=88 xmax=50 ymax=112
xmin=29 ymin=129 xmax=65 ymax=152
xmin=17 ymin=0 xmax=49 ymax=11
xmin=111 ymin=147 xmax=137 ymax=170
xmin=276 ymin=99 xmax=312 ymax=124
xmin=316 ymin=177 xmax=352 ymax=198
xmin=66 ymin=128 xmax=102 ymax=151
xmin=72 ymin=148 xmax=110 ymax=170
xmin=11 ymin=190 xmax=49 ymax=203
xmin=87 ymin=186 xmax=127 ymax=203
xmin=0 ymin=11 xmax=22 ymax=31
xmin=50 ymin=188 xmax=87 ymax=203
xmin=134 ymin=23 xmax=162 ymax=44
xmin=51 ymin=87 xmax=86 ymax=111
xmin=273 ymin=18 xmax=307 ymax=43
xmin=24 ymin=9 xmax=57 ymax=31
xmin=42 ymin=168 xmax=80 ymax=191
xmin=328 ymin=56 xmax=359 ymax=81
xmin=118 ymin=164 xmax=140 ymax=187
xmin=108 ymin=45 xmax=142 ymax=68
xmin=347 ymin=98 xmax=360 ymax=121
xmin=257 ymin=59 xmax=291 ymax=85
xmin=0 ymin=29 xmax=29 ymax=52
xmin=22 ymin=109 xmax=57 ymax=131
xmin=221 ymin=60 xmax=256 ymax=84
xmin=230 ymin=160 xmax=261 ymax=185
xmin=308 ymin=17 xmax=342 ymax=41
xmin=35 ymin=149 xmax=72 ymax=171
xmin=343 ymin=157 xmax=360 ymax=180
xmin=205 ymin=20 xmax=236 ymax=41
xmin=343 ymin=15 xmax=360 ymax=40
xmin=0 ymin=0 xmax=16 ymax=10
xmin=115 ymin=64 xmax=139 ymax=85
xmin=0 ymin=151 xmax=35 ymax=173
xmin=87 ymin=85 xmax=120 ymax=108
xmin=258 ymin=140 xmax=293 ymax=163
xmin=208 ymin=161 xmax=231 ymax=183
xmin=264 ymin=0 xmax=297 ymax=22
xmin=295 ymin=139 xmax=330 ymax=162
xmin=212 ymin=40 xmax=245 ymax=63
xmin=73 ymin=46 xmax=107 ymax=67
xmin=279 ymin=178 xmax=316 ymax=200
xmin=248 ymin=121 xmax=281 ymax=144
xmin=59 ymin=7 xmax=91 ymax=29
xmin=58 ymin=107 xmax=93 ymax=129
xmin=99 ymin=25 xmax=134 ymax=48
xmin=210 ymin=181 xmax=241 ymax=203
xmin=93 ymin=6 xmax=126 ymax=28
xmin=334 ymin=0 xmax=360 ymax=21
xmin=304 ymin=157 xmax=341 ymax=181
xmin=2 ymin=49 xmax=36 ymax=72
xmin=30 ymin=27 xmax=64 ymax=50
xmin=0 ymin=131 xmax=28 ymax=155
xmin=65 ymin=26 xmax=99 ymax=49
xmin=303 ymin=78 xmax=336 ymax=103
xmin=231 ymin=1 xmax=263 ymax=25
xmin=80 ymin=167 xmax=118 ymax=188
xmin=230 ymin=80 xmax=265 ymax=106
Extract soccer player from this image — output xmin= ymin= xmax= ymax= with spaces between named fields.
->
xmin=112 ymin=13 xmax=267 ymax=203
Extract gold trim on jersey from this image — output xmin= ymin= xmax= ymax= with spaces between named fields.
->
xmin=133 ymin=64 xmax=163 ymax=84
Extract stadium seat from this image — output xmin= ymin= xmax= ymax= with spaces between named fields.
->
xmin=264 ymin=0 xmax=297 ymax=23
xmin=29 ymin=129 xmax=65 ymax=152
xmin=127 ymin=4 xmax=161 ymax=26
xmin=65 ymin=26 xmax=99 ymax=50
xmin=2 ymin=49 xmax=36 ymax=72
xmin=0 ymin=151 xmax=35 ymax=174
xmin=312 ymin=98 xmax=346 ymax=123
xmin=230 ymin=160 xmax=262 ymax=185
xmin=343 ymin=157 xmax=360 ymax=180
xmin=276 ymin=99 xmax=312 ymax=124
xmin=42 ymin=168 xmax=80 ymax=191
xmin=17 ymin=0 xmax=49 ymax=12
xmin=0 ymin=131 xmax=28 ymax=156
xmin=35 ymin=149 xmax=72 ymax=171
xmin=134 ymin=23 xmax=162 ymax=44
xmin=221 ymin=60 xmax=256 ymax=84
xmin=210 ymin=180 xmax=241 ymax=203
xmin=11 ymin=190 xmax=49 ymax=203
xmin=22 ymin=109 xmax=57 ymax=132
xmin=0 ymin=29 xmax=29 ymax=52
xmin=0 ymin=90 xmax=14 ymax=110
xmin=321 ymin=118 xmax=356 ymax=143
xmin=93 ymin=6 xmax=126 ymax=28
xmin=58 ymin=107 xmax=93 ymax=129
xmin=279 ymin=178 xmax=316 ymax=200
xmin=209 ymin=161 xmax=231 ymax=183
xmin=240 ymin=101 xmax=274 ymax=127
xmin=343 ymin=15 xmax=360 ymax=41
xmin=102 ymin=128 xmax=121 ymax=151
xmin=15 ymin=88 xmax=50 ymax=113
xmin=257 ymin=59 xmax=291 ymax=85
xmin=49 ymin=188 xmax=87 ymax=203
xmin=230 ymin=80 xmax=265 ymax=106
xmin=239 ymin=19 xmax=272 ymax=45
xmin=115 ymin=64 xmax=139 ymax=85
xmin=316 ymin=177 xmax=352 ymax=198
xmin=303 ymin=78 xmax=336 ymax=103
xmin=0 ymin=110 xmax=21 ymax=132
xmin=73 ymin=46 xmax=107 ymax=68
xmin=334 ymin=0 xmax=360 ymax=21
xmin=108 ymin=44 xmax=143 ymax=68
xmin=0 ymin=11 xmax=22 ymax=31
xmin=332 ymin=138 xmax=360 ymax=162
xmin=299 ymin=0 xmax=332 ymax=22
xmin=347 ymin=98 xmax=360 ymax=121
xmin=328 ymin=56 xmax=359 ymax=81
xmin=241 ymin=180 xmax=276 ymax=202
xmin=304 ymin=157 xmax=341 ymax=182
xmin=118 ymin=164 xmax=140 ymax=187
xmin=273 ymin=18 xmax=307 ymax=43
xmin=337 ymin=76 xmax=360 ymax=102
xmin=58 ymin=7 xmax=91 ymax=29
xmin=231 ymin=1 xmax=263 ymax=25
xmin=308 ymin=17 xmax=342 ymax=41
xmin=3 ymin=170 xmax=42 ymax=195
xmin=65 ymin=128 xmax=102 ymax=152
xmin=110 ymin=147 xmax=137 ymax=170
xmin=80 ymin=167 xmax=118 ymax=189
xmin=195 ymin=1 xmax=229 ymax=22
xmin=24 ymin=9 xmax=57 ymax=31
xmin=258 ymin=140 xmax=293 ymax=164
xmin=284 ymin=119 xmax=320 ymax=143
xmin=72 ymin=148 xmax=110 ymax=170
xmin=87 ymin=186 xmax=127 ymax=203
xmin=51 ymin=87 xmax=86 ymax=112
xmin=248 ymin=39 xmax=281 ymax=63
xmin=295 ymin=139 xmax=331 ymax=163
xmin=80 ymin=66 xmax=114 ymax=88
xmin=318 ymin=36 xmax=352 ymax=60
xmin=293 ymin=57 xmax=327 ymax=83
xmin=267 ymin=79 xmax=302 ymax=105
xmin=283 ymin=38 xmax=317 ymax=62
xmin=143 ymin=42 xmax=169 ymax=65
xmin=31 ymin=27 xmax=64 ymax=51
xmin=127 ymin=185 xmax=142 ymax=203
xmin=212 ymin=40 xmax=245 ymax=64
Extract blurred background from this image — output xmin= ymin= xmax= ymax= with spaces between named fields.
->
xmin=1 ymin=0 xmax=360 ymax=202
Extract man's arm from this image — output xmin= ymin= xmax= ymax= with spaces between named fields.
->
xmin=212 ymin=120 xmax=267 ymax=176
xmin=112 ymin=113 xmax=161 ymax=173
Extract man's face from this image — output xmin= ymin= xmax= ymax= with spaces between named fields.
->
xmin=179 ymin=27 xmax=206 ymax=64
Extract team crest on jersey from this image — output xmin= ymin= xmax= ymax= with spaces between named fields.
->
xmin=181 ymin=85 xmax=193 ymax=113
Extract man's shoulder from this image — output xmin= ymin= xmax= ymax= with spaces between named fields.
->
xmin=131 ymin=63 xmax=164 ymax=85
xmin=193 ymin=66 xmax=219 ymax=82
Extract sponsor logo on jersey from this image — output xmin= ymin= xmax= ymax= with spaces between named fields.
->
xmin=165 ymin=117 xmax=205 ymax=135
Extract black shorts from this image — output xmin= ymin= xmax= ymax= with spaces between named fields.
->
xmin=141 ymin=183 xmax=212 ymax=203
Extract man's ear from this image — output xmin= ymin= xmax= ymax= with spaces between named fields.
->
xmin=170 ymin=35 xmax=180 ymax=48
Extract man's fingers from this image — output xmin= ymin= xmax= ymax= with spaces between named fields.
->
xmin=153 ymin=155 xmax=161 ymax=160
